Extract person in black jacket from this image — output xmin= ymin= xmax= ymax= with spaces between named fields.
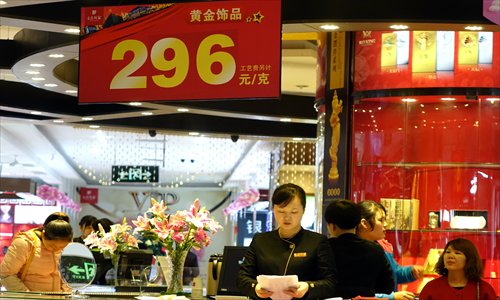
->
xmin=73 ymin=215 xmax=97 ymax=243
xmin=238 ymin=183 xmax=337 ymax=299
xmin=324 ymin=199 xmax=394 ymax=298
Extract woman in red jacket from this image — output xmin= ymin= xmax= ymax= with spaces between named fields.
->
xmin=419 ymin=238 xmax=496 ymax=300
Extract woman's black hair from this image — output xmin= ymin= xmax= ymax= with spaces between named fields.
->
xmin=357 ymin=200 xmax=386 ymax=230
xmin=42 ymin=212 xmax=73 ymax=241
xmin=92 ymin=218 xmax=114 ymax=233
xmin=435 ymin=238 xmax=484 ymax=281
xmin=272 ymin=183 xmax=306 ymax=209
xmin=78 ymin=215 xmax=98 ymax=227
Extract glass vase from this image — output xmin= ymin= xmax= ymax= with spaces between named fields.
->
xmin=159 ymin=249 xmax=189 ymax=294
xmin=111 ymin=253 xmax=120 ymax=286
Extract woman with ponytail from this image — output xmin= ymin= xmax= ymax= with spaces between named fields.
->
xmin=0 ymin=212 xmax=73 ymax=292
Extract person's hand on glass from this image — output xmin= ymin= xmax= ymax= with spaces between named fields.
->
xmin=255 ymin=283 xmax=273 ymax=298
xmin=283 ymin=281 xmax=309 ymax=299
xmin=394 ymin=291 xmax=415 ymax=300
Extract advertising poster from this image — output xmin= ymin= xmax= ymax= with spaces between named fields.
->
xmin=354 ymin=31 xmax=500 ymax=91
xmin=79 ymin=0 xmax=281 ymax=103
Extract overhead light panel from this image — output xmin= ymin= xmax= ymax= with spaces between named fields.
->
xmin=53 ymin=120 xmax=64 ymax=123
xmin=31 ymin=77 xmax=45 ymax=81
xmin=25 ymin=71 xmax=40 ymax=75
xmin=441 ymin=97 xmax=456 ymax=101
xmin=189 ymin=132 xmax=200 ymax=136
xmin=29 ymin=63 xmax=45 ymax=67
xmin=129 ymin=102 xmax=142 ymax=106
xmin=48 ymin=54 xmax=65 ymax=58
xmin=0 ymin=1 xmax=7 ymax=5
xmin=89 ymin=125 xmax=100 ymax=129
xmin=82 ymin=117 xmax=94 ymax=121
xmin=30 ymin=111 xmax=42 ymax=115
xmin=65 ymin=90 xmax=78 ymax=94
xmin=141 ymin=112 xmax=153 ymax=116
xmin=64 ymin=28 xmax=80 ymax=34
xmin=44 ymin=83 xmax=58 ymax=87
xmin=390 ymin=25 xmax=408 ymax=30
xmin=280 ymin=118 xmax=292 ymax=122
xmin=177 ymin=108 xmax=189 ymax=112
xmin=464 ymin=25 xmax=483 ymax=31
xmin=402 ymin=98 xmax=417 ymax=102
xmin=320 ymin=24 xmax=339 ymax=31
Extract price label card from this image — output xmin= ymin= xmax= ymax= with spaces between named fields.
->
xmin=79 ymin=0 xmax=281 ymax=103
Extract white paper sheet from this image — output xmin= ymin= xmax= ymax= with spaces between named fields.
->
xmin=256 ymin=275 xmax=299 ymax=300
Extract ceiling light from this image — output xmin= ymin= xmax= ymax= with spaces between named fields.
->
xmin=320 ymin=24 xmax=339 ymax=31
xmin=65 ymin=90 xmax=78 ymax=94
xmin=441 ymin=97 xmax=456 ymax=101
xmin=464 ymin=26 xmax=483 ymax=31
xmin=48 ymin=54 xmax=65 ymax=58
xmin=402 ymin=98 xmax=417 ymax=102
xmin=31 ymin=77 xmax=45 ymax=81
xmin=64 ymin=28 xmax=80 ymax=34
xmin=189 ymin=132 xmax=200 ymax=136
xmin=82 ymin=117 xmax=93 ymax=121
xmin=486 ymin=97 xmax=500 ymax=102
xmin=390 ymin=25 xmax=408 ymax=30
xmin=177 ymin=108 xmax=189 ymax=112
xmin=53 ymin=120 xmax=64 ymax=123
xmin=89 ymin=125 xmax=100 ymax=129
xmin=44 ymin=83 xmax=58 ymax=87
xmin=0 ymin=1 xmax=7 ymax=5
xmin=141 ymin=112 xmax=153 ymax=116
xmin=25 ymin=71 xmax=39 ymax=75
xmin=29 ymin=63 xmax=45 ymax=67
xmin=292 ymin=138 xmax=303 ymax=141
xmin=280 ymin=118 xmax=292 ymax=122
xmin=129 ymin=102 xmax=142 ymax=106
xmin=30 ymin=111 xmax=42 ymax=115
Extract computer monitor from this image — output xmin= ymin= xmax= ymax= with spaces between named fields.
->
xmin=116 ymin=249 xmax=153 ymax=286
xmin=217 ymin=246 xmax=248 ymax=296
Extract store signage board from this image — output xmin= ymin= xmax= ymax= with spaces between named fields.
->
xmin=79 ymin=0 xmax=282 ymax=103
xmin=111 ymin=165 xmax=159 ymax=183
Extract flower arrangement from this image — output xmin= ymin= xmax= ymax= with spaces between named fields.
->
xmin=84 ymin=218 xmax=139 ymax=256
xmin=132 ymin=198 xmax=223 ymax=293
xmin=37 ymin=184 xmax=81 ymax=212
xmin=132 ymin=198 xmax=223 ymax=253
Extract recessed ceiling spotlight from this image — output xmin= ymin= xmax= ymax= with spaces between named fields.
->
xmin=320 ymin=24 xmax=339 ymax=31
xmin=402 ymin=98 xmax=417 ymax=102
xmin=82 ymin=117 xmax=94 ymax=121
xmin=44 ymin=83 xmax=58 ymax=87
xmin=280 ymin=118 xmax=292 ymax=122
xmin=48 ymin=53 xmax=65 ymax=58
xmin=141 ymin=112 xmax=153 ymax=116
xmin=441 ymin=97 xmax=456 ymax=101
xmin=29 ymin=63 xmax=45 ymax=67
xmin=390 ymin=24 xmax=409 ymax=30
xmin=65 ymin=90 xmax=78 ymax=94
xmin=31 ymin=77 xmax=45 ymax=81
xmin=189 ymin=132 xmax=200 ymax=136
xmin=53 ymin=120 xmax=64 ymax=123
xmin=177 ymin=108 xmax=189 ymax=112
xmin=64 ymin=28 xmax=80 ymax=34
xmin=129 ymin=102 xmax=142 ymax=106
xmin=89 ymin=125 xmax=100 ymax=129
xmin=25 ymin=71 xmax=40 ymax=75
xmin=30 ymin=111 xmax=42 ymax=115
xmin=464 ymin=25 xmax=483 ymax=31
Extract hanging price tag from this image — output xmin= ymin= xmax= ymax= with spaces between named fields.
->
xmin=79 ymin=0 xmax=281 ymax=103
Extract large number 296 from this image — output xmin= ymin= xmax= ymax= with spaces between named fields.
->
xmin=110 ymin=34 xmax=236 ymax=89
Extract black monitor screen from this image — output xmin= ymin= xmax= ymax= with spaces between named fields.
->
xmin=116 ymin=249 xmax=153 ymax=284
xmin=217 ymin=246 xmax=248 ymax=296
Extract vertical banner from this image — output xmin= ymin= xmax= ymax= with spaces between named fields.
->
xmin=321 ymin=32 xmax=350 ymax=234
xmin=79 ymin=188 xmax=99 ymax=204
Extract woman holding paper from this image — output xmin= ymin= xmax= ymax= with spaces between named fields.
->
xmin=238 ymin=183 xmax=337 ymax=299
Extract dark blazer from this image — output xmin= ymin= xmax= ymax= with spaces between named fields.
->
xmin=328 ymin=233 xmax=394 ymax=298
xmin=238 ymin=228 xmax=337 ymax=299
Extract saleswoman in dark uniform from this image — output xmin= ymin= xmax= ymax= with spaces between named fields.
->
xmin=238 ymin=183 xmax=337 ymax=299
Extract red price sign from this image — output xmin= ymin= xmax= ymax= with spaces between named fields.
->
xmin=79 ymin=0 xmax=281 ymax=103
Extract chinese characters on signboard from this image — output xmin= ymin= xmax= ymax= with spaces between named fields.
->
xmin=111 ymin=166 xmax=159 ymax=183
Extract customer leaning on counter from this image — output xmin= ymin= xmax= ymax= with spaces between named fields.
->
xmin=238 ymin=183 xmax=337 ymax=299
xmin=0 ymin=212 xmax=73 ymax=292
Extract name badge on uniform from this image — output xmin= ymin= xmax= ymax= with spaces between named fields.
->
xmin=294 ymin=252 xmax=307 ymax=258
